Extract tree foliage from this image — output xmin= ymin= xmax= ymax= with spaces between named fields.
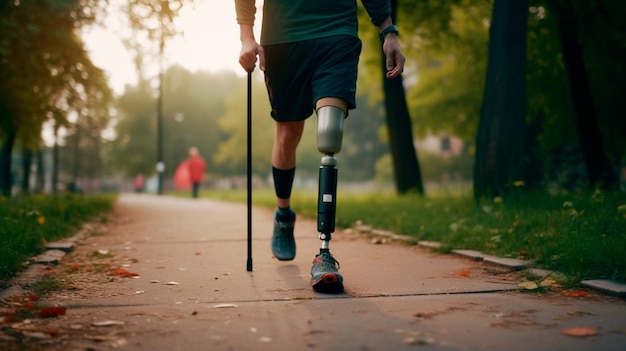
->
xmin=111 ymin=67 xmax=240 ymax=179
xmin=0 ymin=0 xmax=111 ymax=196
xmin=378 ymin=0 xmax=625 ymax=193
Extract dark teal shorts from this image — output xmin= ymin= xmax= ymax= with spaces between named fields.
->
xmin=263 ymin=35 xmax=362 ymax=122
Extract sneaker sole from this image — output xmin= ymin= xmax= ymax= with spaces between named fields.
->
xmin=274 ymin=254 xmax=295 ymax=261
xmin=312 ymin=273 xmax=344 ymax=294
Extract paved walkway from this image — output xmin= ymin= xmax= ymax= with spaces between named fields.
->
xmin=2 ymin=193 xmax=626 ymax=350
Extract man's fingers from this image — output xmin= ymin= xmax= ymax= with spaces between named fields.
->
xmin=385 ymin=50 xmax=405 ymax=78
xmin=258 ymin=46 xmax=266 ymax=71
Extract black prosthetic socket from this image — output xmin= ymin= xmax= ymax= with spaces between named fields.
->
xmin=318 ymin=154 xmax=337 ymax=247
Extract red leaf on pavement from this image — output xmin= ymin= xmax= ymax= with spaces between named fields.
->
xmin=40 ymin=307 xmax=67 ymax=318
xmin=111 ymin=269 xmax=140 ymax=277
xmin=43 ymin=328 xmax=60 ymax=336
xmin=561 ymin=327 xmax=598 ymax=337
xmin=563 ymin=290 xmax=589 ymax=297
xmin=20 ymin=301 xmax=35 ymax=308
xmin=453 ymin=268 xmax=472 ymax=277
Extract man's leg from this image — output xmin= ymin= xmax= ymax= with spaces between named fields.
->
xmin=311 ymin=97 xmax=347 ymax=294
xmin=271 ymin=120 xmax=305 ymax=261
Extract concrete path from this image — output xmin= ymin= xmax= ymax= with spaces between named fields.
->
xmin=3 ymin=193 xmax=626 ymax=350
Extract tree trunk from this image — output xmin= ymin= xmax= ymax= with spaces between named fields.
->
xmin=0 ymin=129 xmax=16 ymax=197
xmin=21 ymin=149 xmax=32 ymax=194
xmin=383 ymin=0 xmax=424 ymax=195
xmin=52 ymin=125 xmax=59 ymax=194
xmin=35 ymin=149 xmax=45 ymax=193
xmin=474 ymin=0 xmax=528 ymax=201
xmin=547 ymin=0 xmax=618 ymax=190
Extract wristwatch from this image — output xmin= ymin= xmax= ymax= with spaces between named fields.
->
xmin=379 ymin=24 xmax=399 ymax=41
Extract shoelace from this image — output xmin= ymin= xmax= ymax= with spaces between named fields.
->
xmin=275 ymin=220 xmax=293 ymax=230
xmin=317 ymin=252 xmax=340 ymax=270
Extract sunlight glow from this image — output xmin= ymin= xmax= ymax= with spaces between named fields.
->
xmin=82 ymin=0 xmax=262 ymax=94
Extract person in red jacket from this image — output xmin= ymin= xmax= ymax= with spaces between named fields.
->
xmin=187 ymin=146 xmax=206 ymax=198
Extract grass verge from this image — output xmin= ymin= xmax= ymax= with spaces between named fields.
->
xmin=0 ymin=193 xmax=117 ymax=284
xmin=194 ymin=187 xmax=626 ymax=284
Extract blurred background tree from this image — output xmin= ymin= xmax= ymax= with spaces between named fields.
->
xmin=1 ymin=0 xmax=624 ymax=196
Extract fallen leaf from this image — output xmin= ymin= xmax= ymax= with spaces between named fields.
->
xmin=39 ymin=307 xmax=67 ymax=318
xmin=91 ymin=320 xmax=125 ymax=327
xmin=563 ymin=290 xmax=589 ymax=297
xmin=518 ymin=281 xmax=540 ymax=290
xmin=111 ymin=269 xmax=140 ymax=277
xmin=22 ymin=331 xmax=50 ymax=339
xmin=561 ymin=327 xmax=598 ymax=337
xmin=213 ymin=304 xmax=237 ymax=308
xmin=453 ymin=268 xmax=471 ymax=277
xmin=43 ymin=328 xmax=60 ymax=336
xmin=403 ymin=336 xmax=434 ymax=345
xmin=540 ymin=277 xmax=557 ymax=287
xmin=85 ymin=335 xmax=116 ymax=341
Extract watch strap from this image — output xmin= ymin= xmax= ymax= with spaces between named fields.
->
xmin=379 ymin=24 xmax=398 ymax=41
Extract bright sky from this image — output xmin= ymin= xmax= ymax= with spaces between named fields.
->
xmin=82 ymin=0 xmax=260 ymax=95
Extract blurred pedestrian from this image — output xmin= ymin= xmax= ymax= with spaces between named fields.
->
xmin=134 ymin=174 xmax=145 ymax=193
xmin=187 ymin=147 xmax=206 ymax=198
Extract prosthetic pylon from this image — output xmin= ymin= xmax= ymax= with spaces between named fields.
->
xmin=318 ymin=153 xmax=337 ymax=249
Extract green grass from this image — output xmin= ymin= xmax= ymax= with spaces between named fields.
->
xmin=0 ymin=193 xmax=117 ymax=283
xmin=196 ymin=187 xmax=626 ymax=284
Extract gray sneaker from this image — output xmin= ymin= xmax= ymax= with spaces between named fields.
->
xmin=311 ymin=249 xmax=344 ymax=293
xmin=271 ymin=209 xmax=296 ymax=261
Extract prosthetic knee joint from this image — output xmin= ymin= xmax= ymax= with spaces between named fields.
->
xmin=316 ymin=106 xmax=345 ymax=250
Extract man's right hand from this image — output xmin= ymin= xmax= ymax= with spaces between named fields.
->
xmin=239 ymin=25 xmax=265 ymax=72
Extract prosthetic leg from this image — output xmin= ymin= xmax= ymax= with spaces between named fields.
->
xmin=311 ymin=105 xmax=346 ymax=293
xmin=316 ymin=105 xmax=345 ymax=250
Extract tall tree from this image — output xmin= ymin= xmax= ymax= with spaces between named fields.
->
xmin=474 ymin=0 xmax=529 ymax=201
xmin=545 ymin=0 xmax=619 ymax=190
xmin=382 ymin=0 xmax=424 ymax=195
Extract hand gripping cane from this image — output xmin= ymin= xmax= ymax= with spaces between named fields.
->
xmin=246 ymin=71 xmax=253 ymax=272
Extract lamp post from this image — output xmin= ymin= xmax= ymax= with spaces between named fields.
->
xmin=156 ymin=2 xmax=166 ymax=195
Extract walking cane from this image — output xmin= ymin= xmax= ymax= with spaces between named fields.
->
xmin=246 ymin=71 xmax=253 ymax=272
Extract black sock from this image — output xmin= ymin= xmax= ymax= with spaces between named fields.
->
xmin=272 ymin=166 xmax=295 ymax=199
xmin=277 ymin=206 xmax=293 ymax=222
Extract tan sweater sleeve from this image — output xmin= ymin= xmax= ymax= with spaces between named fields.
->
xmin=234 ymin=0 xmax=256 ymax=25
